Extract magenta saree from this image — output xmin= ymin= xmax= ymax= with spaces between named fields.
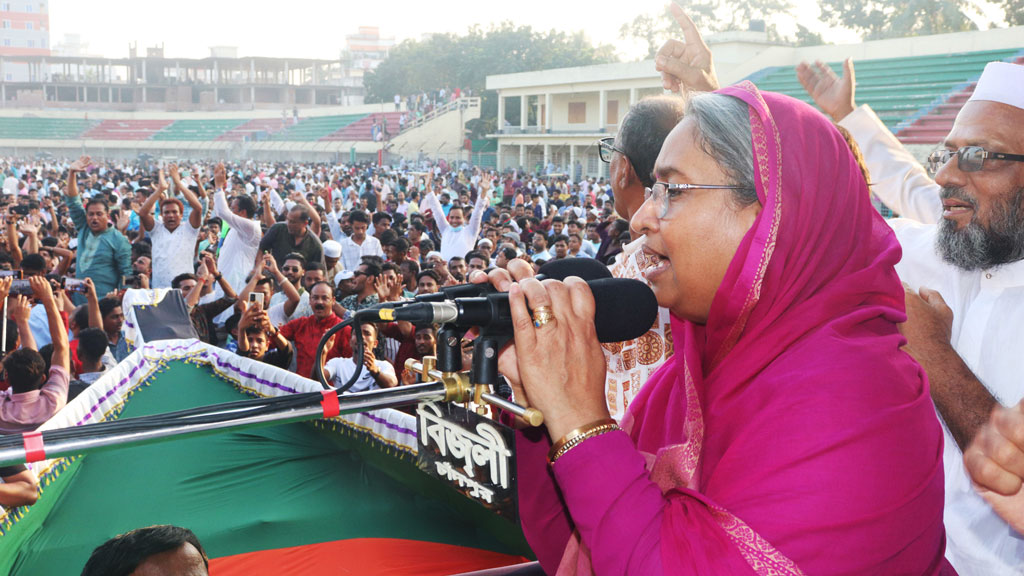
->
xmin=516 ymin=83 xmax=952 ymax=575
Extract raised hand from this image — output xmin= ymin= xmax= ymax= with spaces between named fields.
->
xmin=7 ymin=295 xmax=31 ymax=324
xmin=116 ymin=210 xmax=130 ymax=231
xmin=18 ymin=221 xmax=38 ymax=236
xmin=214 ymin=163 xmax=227 ymax=191
xmin=263 ymin=253 xmax=280 ymax=276
xmin=655 ymin=4 xmax=719 ymax=93
xmin=238 ymin=300 xmax=257 ymax=330
xmin=201 ymin=252 xmax=219 ymax=278
xmin=796 ymin=58 xmax=856 ymax=123
xmin=29 ymin=275 xmax=54 ymax=305
xmin=156 ymin=169 xmax=169 ymax=194
xmin=69 ymin=155 xmax=91 ymax=173
xmin=373 ymin=274 xmax=390 ymax=301
xmin=84 ymin=277 xmax=98 ymax=302
xmin=363 ymin=348 xmax=378 ymax=375
xmin=168 ymin=163 xmax=180 ymax=183
xmin=0 ymin=277 xmax=11 ymax=302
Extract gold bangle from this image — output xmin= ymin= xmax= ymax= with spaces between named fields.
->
xmin=548 ymin=418 xmax=619 ymax=465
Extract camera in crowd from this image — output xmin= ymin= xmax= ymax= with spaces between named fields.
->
xmin=122 ymin=275 xmax=143 ymax=289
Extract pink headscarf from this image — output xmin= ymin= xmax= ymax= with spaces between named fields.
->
xmin=565 ymin=83 xmax=951 ymax=574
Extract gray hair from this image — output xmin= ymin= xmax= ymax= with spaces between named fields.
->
xmin=686 ymin=93 xmax=758 ymax=207
xmin=617 ymin=95 xmax=685 ymax=189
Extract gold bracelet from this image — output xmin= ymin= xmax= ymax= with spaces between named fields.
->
xmin=548 ymin=418 xmax=619 ymax=465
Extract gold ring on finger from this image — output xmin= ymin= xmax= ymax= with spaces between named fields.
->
xmin=532 ymin=306 xmax=555 ymax=328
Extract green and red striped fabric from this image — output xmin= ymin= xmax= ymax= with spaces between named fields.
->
xmin=0 ymin=356 xmax=530 ymax=574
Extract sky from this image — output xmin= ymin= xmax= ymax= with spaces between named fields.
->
xmin=48 ymin=0 xmax=861 ymax=62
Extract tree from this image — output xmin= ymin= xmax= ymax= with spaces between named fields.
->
xmin=619 ymin=13 xmax=670 ymax=60
xmin=619 ymin=0 xmax=822 ymax=52
xmin=997 ymin=0 xmax=1024 ymax=25
xmin=362 ymin=22 xmax=617 ymax=131
xmin=819 ymin=0 xmax=980 ymax=40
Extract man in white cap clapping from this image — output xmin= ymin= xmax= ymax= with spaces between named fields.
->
xmin=800 ymin=59 xmax=1024 ymax=574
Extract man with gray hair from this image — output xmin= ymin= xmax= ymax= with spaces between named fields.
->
xmin=800 ymin=58 xmax=1024 ymax=574
xmin=598 ymin=92 xmax=685 ymax=420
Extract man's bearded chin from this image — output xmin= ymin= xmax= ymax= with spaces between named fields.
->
xmin=937 ymin=186 xmax=1024 ymax=271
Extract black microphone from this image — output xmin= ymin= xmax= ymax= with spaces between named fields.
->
xmin=368 ymin=278 xmax=657 ymax=343
xmin=381 ymin=257 xmax=614 ymax=305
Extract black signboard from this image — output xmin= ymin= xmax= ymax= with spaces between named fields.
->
xmin=416 ymin=401 xmax=518 ymax=522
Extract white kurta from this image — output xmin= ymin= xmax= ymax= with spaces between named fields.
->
xmin=893 ymin=220 xmax=1024 ymax=576
xmin=150 ymin=219 xmax=200 ymax=289
xmin=843 ymin=104 xmax=1024 ymax=575
xmin=213 ymin=190 xmax=262 ymax=293
xmin=840 ymin=104 xmax=942 ymax=224
xmin=421 ymin=190 xmax=488 ymax=262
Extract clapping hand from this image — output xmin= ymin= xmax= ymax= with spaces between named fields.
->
xmin=965 ymin=401 xmax=1024 ymax=533
xmin=655 ymin=4 xmax=719 ymax=93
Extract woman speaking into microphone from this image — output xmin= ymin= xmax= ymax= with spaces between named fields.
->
xmin=473 ymin=82 xmax=951 ymax=575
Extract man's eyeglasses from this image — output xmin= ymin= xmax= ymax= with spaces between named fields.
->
xmin=282 ymin=266 xmax=302 ymax=273
xmin=598 ymin=137 xmax=646 ymax=186
xmin=927 ymin=146 xmax=1024 ymax=174
xmin=598 ymin=137 xmax=624 ymax=163
xmin=644 ymin=182 xmax=753 ymax=219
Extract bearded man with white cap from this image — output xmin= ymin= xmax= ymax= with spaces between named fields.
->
xmin=801 ymin=59 xmax=1024 ymax=575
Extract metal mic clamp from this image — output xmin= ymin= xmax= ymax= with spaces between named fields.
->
xmin=405 ymin=356 xmax=472 ymax=403
xmin=405 ymin=355 xmax=543 ymax=427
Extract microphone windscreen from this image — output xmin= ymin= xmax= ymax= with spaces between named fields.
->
xmin=589 ymin=278 xmax=659 ymax=343
xmin=438 ymin=258 xmax=613 ymax=301
xmin=538 ymin=257 xmax=612 ymax=282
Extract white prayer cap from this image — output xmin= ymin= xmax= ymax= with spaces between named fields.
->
xmin=968 ymin=62 xmax=1024 ymax=110
xmin=322 ymin=240 xmax=342 ymax=259
xmin=334 ymin=270 xmax=354 ymax=285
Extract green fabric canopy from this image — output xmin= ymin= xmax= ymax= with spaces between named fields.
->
xmin=0 ymin=360 xmax=529 ymax=574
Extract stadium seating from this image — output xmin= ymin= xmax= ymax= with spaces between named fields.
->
xmin=0 ymin=117 xmax=94 ymax=139
xmin=268 ymin=114 xmax=367 ymax=142
xmin=750 ymin=48 xmax=1024 ymax=132
xmin=216 ymin=118 xmax=292 ymax=142
xmin=323 ymin=112 xmax=402 ymax=141
xmin=151 ymin=119 xmax=247 ymax=141
xmin=897 ymin=54 xmax=1024 ymax=144
xmin=80 ymin=119 xmax=174 ymax=140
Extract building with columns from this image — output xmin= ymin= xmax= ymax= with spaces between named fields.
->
xmin=486 ymin=61 xmax=663 ymax=179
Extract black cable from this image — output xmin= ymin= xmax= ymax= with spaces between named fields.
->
xmin=312 ymin=315 xmax=365 ymax=394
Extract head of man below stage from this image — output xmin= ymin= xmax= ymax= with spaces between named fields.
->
xmin=81 ymin=524 xmax=209 ymax=576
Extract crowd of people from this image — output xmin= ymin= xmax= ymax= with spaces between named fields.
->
xmin=0 ymin=7 xmax=1022 ymax=576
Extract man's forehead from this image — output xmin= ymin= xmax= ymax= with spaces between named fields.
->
xmin=946 ymin=101 xmax=1024 ymax=150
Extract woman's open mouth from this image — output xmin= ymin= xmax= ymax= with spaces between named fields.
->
xmin=640 ymin=246 xmax=671 ymax=281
